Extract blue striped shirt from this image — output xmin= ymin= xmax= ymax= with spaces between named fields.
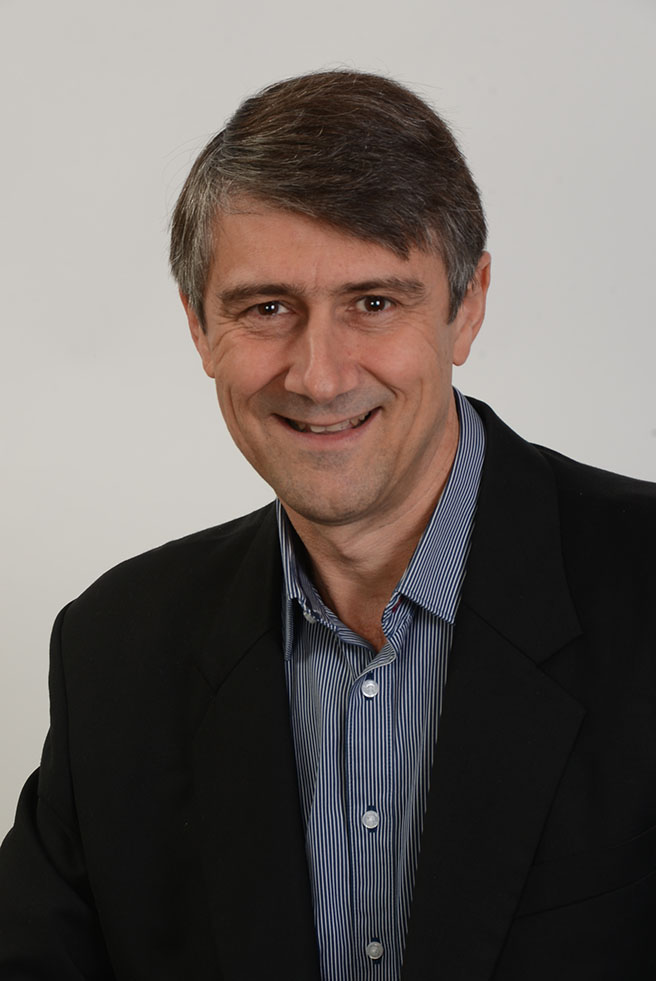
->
xmin=277 ymin=390 xmax=486 ymax=981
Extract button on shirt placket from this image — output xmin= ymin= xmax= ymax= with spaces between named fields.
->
xmin=346 ymin=645 xmax=398 ymax=978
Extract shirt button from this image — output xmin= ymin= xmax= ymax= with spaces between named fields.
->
xmin=362 ymin=809 xmax=379 ymax=830
xmin=302 ymin=609 xmax=316 ymax=624
xmin=366 ymin=941 xmax=384 ymax=960
xmin=361 ymin=678 xmax=379 ymax=698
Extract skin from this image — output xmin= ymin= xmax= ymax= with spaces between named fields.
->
xmin=184 ymin=202 xmax=490 ymax=647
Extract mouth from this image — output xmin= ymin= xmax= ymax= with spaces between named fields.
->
xmin=285 ymin=410 xmax=373 ymax=434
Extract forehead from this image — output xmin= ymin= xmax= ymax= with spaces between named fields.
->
xmin=208 ymin=204 xmax=447 ymax=296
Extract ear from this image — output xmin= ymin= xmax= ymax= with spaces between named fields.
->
xmin=180 ymin=292 xmax=216 ymax=379
xmin=452 ymin=251 xmax=491 ymax=366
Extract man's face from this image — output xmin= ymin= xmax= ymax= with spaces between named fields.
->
xmin=185 ymin=203 xmax=489 ymax=531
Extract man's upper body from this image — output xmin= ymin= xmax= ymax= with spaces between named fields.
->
xmin=1 ymin=397 xmax=655 ymax=980
xmin=1 ymin=69 xmax=655 ymax=979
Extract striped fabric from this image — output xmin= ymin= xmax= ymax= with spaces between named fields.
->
xmin=277 ymin=390 xmax=486 ymax=981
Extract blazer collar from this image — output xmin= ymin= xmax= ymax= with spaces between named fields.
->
xmin=461 ymin=397 xmax=582 ymax=660
xmin=192 ymin=505 xmax=282 ymax=691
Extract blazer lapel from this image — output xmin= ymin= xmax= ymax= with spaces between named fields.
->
xmin=189 ymin=508 xmax=321 ymax=979
xmin=403 ymin=401 xmax=586 ymax=981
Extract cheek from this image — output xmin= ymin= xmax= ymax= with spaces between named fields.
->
xmin=213 ymin=347 xmax=280 ymax=419
xmin=373 ymin=331 xmax=451 ymax=392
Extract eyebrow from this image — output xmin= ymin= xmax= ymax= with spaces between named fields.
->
xmin=216 ymin=277 xmax=428 ymax=308
xmin=340 ymin=278 xmax=427 ymax=300
xmin=217 ymin=283 xmax=304 ymax=308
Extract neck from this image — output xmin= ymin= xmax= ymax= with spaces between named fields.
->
xmin=282 ymin=413 xmax=460 ymax=649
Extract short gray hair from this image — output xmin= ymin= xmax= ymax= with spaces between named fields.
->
xmin=170 ymin=70 xmax=487 ymax=326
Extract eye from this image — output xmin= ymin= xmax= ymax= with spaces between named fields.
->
xmin=355 ymin=295 xmax=393 ymax=314
xmin=253 ymin=300 xmax=289 ymax=317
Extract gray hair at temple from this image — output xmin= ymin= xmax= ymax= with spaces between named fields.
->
xmin=169 ymin=70 xmax=487 ymax=327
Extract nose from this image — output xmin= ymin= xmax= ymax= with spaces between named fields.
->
xmin=283 ymin=311 xmax=359 ymax=404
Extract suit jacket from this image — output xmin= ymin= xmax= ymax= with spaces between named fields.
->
xmin=1 ymin=399 xmax=656 ymax=980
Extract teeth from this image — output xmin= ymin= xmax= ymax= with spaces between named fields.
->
xmin=309 ymin=419 xmax=351 ymax=433
xmin=291 ymin=411 xmax=371 ymax=433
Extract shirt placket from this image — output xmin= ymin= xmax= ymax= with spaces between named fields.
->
xmin=345 ymin=643 xmax=399 ymax=979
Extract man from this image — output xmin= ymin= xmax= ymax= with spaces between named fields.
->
xmin=1 ymin=70 xmax=655 ymax=981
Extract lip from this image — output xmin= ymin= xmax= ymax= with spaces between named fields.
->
xmin=275 ymin=407 xmax=379 ymax=441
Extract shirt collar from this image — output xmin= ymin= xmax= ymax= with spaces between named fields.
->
xmin=277 ymin=389 xmax=486 ymax=649
xmin=394 ymin=389 xmax=485 ymax=622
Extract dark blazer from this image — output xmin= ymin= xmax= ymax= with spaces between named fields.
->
xmin=1 ymin=399 xmax=656 ymax=980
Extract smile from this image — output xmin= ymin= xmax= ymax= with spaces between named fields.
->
xmin=286 ymin=411 xmax=372 ymax=434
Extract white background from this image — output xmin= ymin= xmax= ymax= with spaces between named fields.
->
xmin=1 ymin=0 xmax=654 ymax=833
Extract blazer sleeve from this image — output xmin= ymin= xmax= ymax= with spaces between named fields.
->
xmin=0 ymin=606 xmax=115 ymax=979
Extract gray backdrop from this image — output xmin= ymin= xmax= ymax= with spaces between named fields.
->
xmin=1 ymin=0 xmax=654 ymax=833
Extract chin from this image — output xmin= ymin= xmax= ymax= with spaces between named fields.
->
xmin=279 ymin=487 xmax=381 ymax=528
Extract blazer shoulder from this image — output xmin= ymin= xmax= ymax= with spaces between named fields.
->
xmin=468 ymin=394 xmax=656 ymax=542
xmin=537 ymin=443 xmax=656 ymax=501
xmin=468 ymin=396 xmax=656 ymax=596
xmin=534 ymin=444 xmax=656 ymax=598
xmin=536 ymin=443 xmax=656 ymax=528
xmin=63 ymin=502 xmax=278 ymax=630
